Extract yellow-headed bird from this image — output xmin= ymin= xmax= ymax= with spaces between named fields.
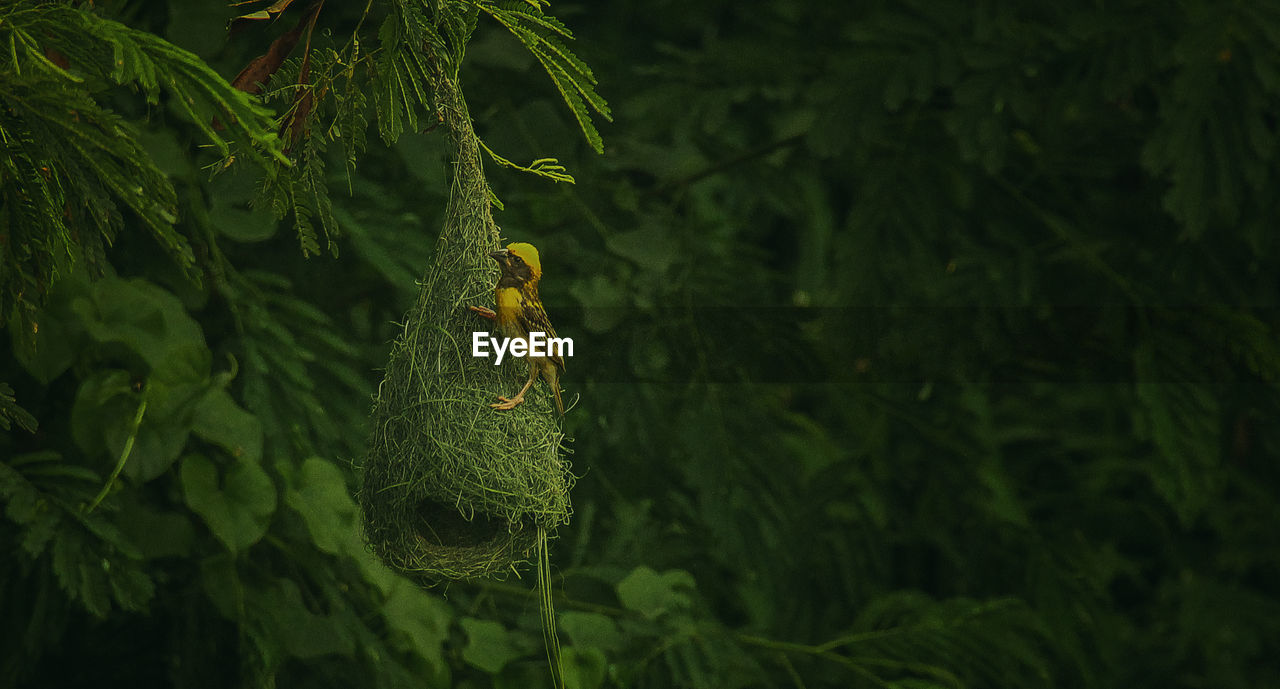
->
xmin=475 ymin=242 xmax=565 ymax=414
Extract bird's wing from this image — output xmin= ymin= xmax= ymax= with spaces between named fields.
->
xmin=518 ymin=293 xmax=565 ymax=370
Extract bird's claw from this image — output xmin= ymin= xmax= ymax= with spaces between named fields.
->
xmin=491 ymin=395 xmax=525 ymax=410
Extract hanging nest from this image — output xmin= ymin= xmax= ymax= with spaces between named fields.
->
xmin=360 ymin=70 xmax=572 ymax=580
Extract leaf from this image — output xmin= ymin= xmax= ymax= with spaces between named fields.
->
xmin=480 ymin=142 xmax=576 ymax=183
xmin=372 ymin=6 xmax=437 ymax=144
xmin=0 ymin=4 xmax=283 ymax=335
xmin=70 ymin=369 xmax=138 ymax=451
xmin=1139 ymin=6 xmax=1280 ymax=236
xmin=383 ymin=579 xmax=452 ymax=676
xmin=51 ymin=531 xmax=111 ymax=617
xmin=282 ymin=457 xmax=359 ymax=556
xmin=228 ymin=3 xmax=317 ymax=95
xmin=460 ymin=618 xmax=525 ymax=674
xmin=72 ymin=277 xmax=211 ymax=383
xmin=0 ymin=382 xmax=38 ymax=433
xmin=199 ymin=554 xmax=241 ymax=619
xmin=39 ymin=6 xmax=286 ymax=160
xmin=71 ymin=370 xmax=214 ymax=483
xmin=11 ymin=276 xmax=89 ymax=383
xmin=134 ymin=129 xmax=192 ymax=177
xmin=1133 ymin=340 xmax=1221 ymax=524
xmin=474 ymin=2 xmax=612 ymax=153
xmin=180 ymin=453 xmax=276 ymax=553
xmin=616 ymin=566 xmax=696 ymax=620
xmin=0 ymin=459 xmax=62 ymax=559
xmin=229 ymin=0 xmax=303 ymax=34
xmin=260 ymin=579 xmax=357 ymax=659
xmin=559 ymin=611 xmax=623 ymax=652
xmin=191 ymin=387 xmax=264 ymax=464
xmin=6 ymin=457 xmax=156 ymax=617
xmin=562 ymin=646 xmax=608 ymax=689
xmin=2 ymin=76 xmax=190 ymax=270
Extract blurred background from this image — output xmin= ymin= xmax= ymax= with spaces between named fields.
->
xmin=3 ymin=1 xmax=1280 ymax=687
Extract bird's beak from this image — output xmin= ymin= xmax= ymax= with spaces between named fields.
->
xmin=489 ymin=249 xmax=509 ymax=262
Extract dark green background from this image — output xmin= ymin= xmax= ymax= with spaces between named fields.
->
xmin=4 ymin=1 xmax=1280 ymax=687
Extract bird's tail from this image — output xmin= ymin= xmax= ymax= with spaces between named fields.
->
xmin=545 ymin=365 xmax=566 ymax=415
xmin=551 ymin=380 xmax=565 ymax=415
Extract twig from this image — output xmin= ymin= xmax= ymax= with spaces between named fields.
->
xmin=85 ymin=386 xmax=147 ymax=513
xmin=648 ymin=133 xmax=804 ymax=198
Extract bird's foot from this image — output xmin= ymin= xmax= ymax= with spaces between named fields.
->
xmin=491 ymin=394 xmax=525 ymax=410
xmin=469 ymin=305 xmax=497 ymax=320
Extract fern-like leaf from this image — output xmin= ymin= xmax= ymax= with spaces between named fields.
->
xmin=0 ymin=382 xmax=38 ymax=433
xmin=471 ymin=0 xmax=612 ymax=152
xmin=0 ymin=2 xmax=285 ymax=335
xmin=373 ymin=4 xmax=440 ymax=144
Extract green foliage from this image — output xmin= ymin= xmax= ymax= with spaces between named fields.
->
xmin=615 ymin=566 xmax=695 ymax=620
xmin=0 ymin=261 xmax=452 ymax=685
xmin=0 ymin=381 xmax=36 ymax=432
xmin=373 ymin=1 xmax=443 ymax=145
xmin=180 ymin=452 xmax=275 ymax=552
xmin=454 ymin=1 xmax=1280 ymax=687
xmin=1 ymin=0 xmax=607 ymax=685
xmin=469 ymin=0 xmax=611 ymax=153
xmin=1141 ymin=4 xmax=1280 ymax=237
xmin=1 ymin=451 xmax=155 ymax=621
xmin=462 ymin=617 xmax=529 ymax=673
xmin=0 ymin=1 xmax=283 ymax=336
xmin=251 ymin=52 xmax=340 ymax=256
xmin=250 ymin=0 xmax=604 ymax=255
xmin=5 ymin=0 xmax=1280 ymax=688
xmin=229 ymin=269 xmax=369 ymax=458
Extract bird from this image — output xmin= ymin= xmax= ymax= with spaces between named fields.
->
xmin=470 ymin=242 xmax=566 ymax=414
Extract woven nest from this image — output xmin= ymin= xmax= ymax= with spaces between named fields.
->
xmin=360 ymin=73 xmax=571 ymax=579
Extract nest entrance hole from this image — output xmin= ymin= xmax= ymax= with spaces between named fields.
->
xmin=414 ymin=499 xmax=515 ymax=548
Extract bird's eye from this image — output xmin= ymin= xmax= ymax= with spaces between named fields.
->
xmin=512 ymin=256 xmax=524 ymax=265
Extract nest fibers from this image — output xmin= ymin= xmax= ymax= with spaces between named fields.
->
xmin=361 ymin=75 xmax=571 ymax=580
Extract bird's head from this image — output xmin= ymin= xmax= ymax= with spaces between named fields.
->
xmin=490 ymin=242 xmax=542 ymax=285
